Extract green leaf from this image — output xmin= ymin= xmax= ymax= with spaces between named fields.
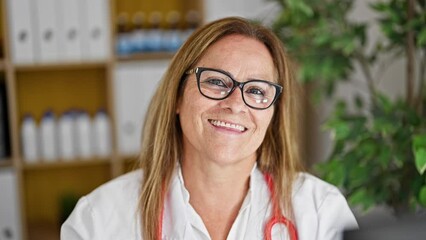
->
xmin=419 ymin=186 xmax=426 ymax=207
xmin=348 ymin=165 xmax=370 ymax=188
xmin=287 ymin=0 xmax=313 ymax=18
xmin=359 ymin=139 xmax=378 ymax=159
xmin=316 ymin=159 xmax=345 ymax=187
xmin=313 ymin=33 xmax=332 ymax=46
xmin=342 ymin=41 xmax=356 ymax=56
xmin=406 ymin=108 xmax=421 ymax=126
xmin=413 ymin=132 xmax=426 ymax=175
xmin=373 ymin=117 xmax=396 ymax=135
xmin=370 ymin=2 xmax=387 ymax=12
xmin=296 ymin=1 xmax=314 ymax=17
xmin=334 ymin=100 xmax=347 ymax=116
xmin=376 ymin=94 xmax=393 ymax=113
xmin=354 ymin=24 xmax=367 ymax=46
xmin=329 ymin=121 xmax=351 ymax=141
xmin=378 ymin=147 xmax=391 ymax=169
xmin=414 ymin=148 xmax=426 ymax=175
xmin=355 ymin=95 xmax=364 ymax=110
xmin=348 ymin=188 xmax=375 ymax=210
xmin=413 ymin=134 xmax=426 ymax=150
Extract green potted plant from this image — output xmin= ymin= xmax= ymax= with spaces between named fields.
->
xmin=271 ymin=0 xmax=426 ymax=215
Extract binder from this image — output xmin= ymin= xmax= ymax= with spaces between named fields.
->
xmin=83 ymin=0 xmax=111 ymax=61
xmin=6 ymin=0 xmax=36 ymax=64
xmin=34 ymin=0 xmax=60 ymax=63
xmin=113 ymin=60 xmax=169 ymax=155
xmin=0 ymin=168 xmax=22 ymax=240
xmin=0 ymin=81 xmax=10 ymax=158
xmin=58 ymin=0 xmax=83 ymax=62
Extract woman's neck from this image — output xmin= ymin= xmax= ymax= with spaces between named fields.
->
xmin=181 ymin=157 xmax=255 ymax=203
xmin=181 ymin=157 xmax=255 ymax=240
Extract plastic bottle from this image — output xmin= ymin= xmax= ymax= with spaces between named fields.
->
xmin=131 ymin=12 xmax=147 ymax=53
xmin=116 ymin=12 xmax=133 ymax=56
xmin=92 ymin=109 xmax=112 ymax=158
xmin=75 ymin=110 xmax=93 ymax=159
xmin=163 ymin=11 xmax=182 ymax=52
xmin=182 ymin=10 xmax=201 ymax=42
xmin=58 ymin=111 xmax=75 ymax=161
xmin=146 ymin=11 xmax=163 ymax=52
xmin=21 ymin=114 xmax=39 ymax=162
xmin=39 ymin=110 xmax=58 ymax=162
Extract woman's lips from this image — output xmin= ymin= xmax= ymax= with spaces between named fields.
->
xmin=208 ymin=119 xmax=247 ymax=132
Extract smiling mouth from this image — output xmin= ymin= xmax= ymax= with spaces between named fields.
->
xmin=208 ymin=119 xmax=247 ymax=132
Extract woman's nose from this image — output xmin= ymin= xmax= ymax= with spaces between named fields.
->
xmin=218 ymin=87 xmax=248 ymax=112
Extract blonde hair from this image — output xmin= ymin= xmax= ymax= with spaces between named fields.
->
xmin=139 ymin=17 xmax=303 ymax=239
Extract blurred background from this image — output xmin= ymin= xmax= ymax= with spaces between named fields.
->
xmin=0 ymin=0 xmax=424 ymax=239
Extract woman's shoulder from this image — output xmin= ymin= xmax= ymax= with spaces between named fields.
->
xmin=293 ymin=172 xmax=343 ymax=201
xmin=61 ymin=170 xmax=144 ymax=239
xmin=292 ymin=172 xmax=359 ymax=237
xmin=85 ymin=169 xmax=143 ymax=204
xmin=295 ymin=172 xmax=341 ymax=193
xmin=293 ymin=172 xmax=347 ymax=208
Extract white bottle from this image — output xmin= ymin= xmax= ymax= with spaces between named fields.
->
xmin=131 ymin=12 xmax=147 ymax=53
xmin=146 ymin=12 xmax=163 ymax=51
xmin=92 ymin=109 xmax=112 ymax=158
xmin=58 ymin=111 xmax=75 ymax=161
xmin=162 ymin=11 xmax=182 ymax=52
xmin=181 ymin=10 xmax=200 ymax=42
xmin=116 ymin=12 xmax=133 ymax=56
xmin=75 ymin=110 xmax=93 ymax=159
xmin=39 ymin=111 xmax=58 ymax=162
xmin=21 ymin=114 xmax=39 ymax=163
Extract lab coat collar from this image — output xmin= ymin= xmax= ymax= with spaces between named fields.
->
xmin=162 ymin=166 xmax=191 ymax=239
xmin=244 ymin=165 xmax=273 ymax=238
xmin=162 ymin=163 xmax=265 ymax=239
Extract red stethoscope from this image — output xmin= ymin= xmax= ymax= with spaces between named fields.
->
xmin=157 ymin=173 xmax=298 ymax=240
xmin=263 ymin=173 xmax=298 ymax=240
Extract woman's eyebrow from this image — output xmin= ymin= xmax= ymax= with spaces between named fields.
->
xmin=207 ymin=66 xmax=275 ymax=83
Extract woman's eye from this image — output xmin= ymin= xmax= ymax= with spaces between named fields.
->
xmin=246 ymin=87 xmax=265 ymax=96
xmin=206 ymin=78 xmax=227 ymax=87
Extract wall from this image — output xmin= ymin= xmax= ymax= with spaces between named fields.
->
xmin=204 ymin=0 xmax=278 ymax=23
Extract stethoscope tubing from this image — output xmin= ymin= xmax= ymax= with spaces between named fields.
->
xmin=264 ymin=173 xmax=298 ymax=240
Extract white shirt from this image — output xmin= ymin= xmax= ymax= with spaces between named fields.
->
xmin=61 ymin=166 xmax=358 ymax=240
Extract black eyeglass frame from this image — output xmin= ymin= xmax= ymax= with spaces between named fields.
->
xmin=186 ymin=67 xmax=283 ymax=110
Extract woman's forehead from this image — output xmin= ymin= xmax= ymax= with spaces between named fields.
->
xmin=196 ymin=35 xmax=277 ymax=81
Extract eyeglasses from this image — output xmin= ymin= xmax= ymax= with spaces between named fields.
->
xmin=186 ymin=67 xmax=283 ymax=110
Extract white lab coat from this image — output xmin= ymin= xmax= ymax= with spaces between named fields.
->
xmin=61 ymin=165 xmax=358 ymax=239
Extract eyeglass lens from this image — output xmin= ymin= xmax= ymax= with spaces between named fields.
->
xmin=198 ymin=69 xmax=278 ymax=109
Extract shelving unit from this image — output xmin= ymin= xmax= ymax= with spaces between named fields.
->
xmin=0 ymin=0 xmax=204 ymax=239
xmin=0 ymin=158 xmax=11 ymax=166
xmin=0 ymin=60 xmax=5 ymax=71
xmin=116 ymin=52 xmax=176 ymax=62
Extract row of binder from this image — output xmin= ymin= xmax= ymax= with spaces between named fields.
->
xmin=7 ymin=0 xmax=110 ymax=64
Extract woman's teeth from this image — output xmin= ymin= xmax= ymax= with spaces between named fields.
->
xmin=209 ymin=120 xmax=246 ymax=132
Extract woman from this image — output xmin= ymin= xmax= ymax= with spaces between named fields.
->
xmin=61 ymin=17 xmax=358 ymax=240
